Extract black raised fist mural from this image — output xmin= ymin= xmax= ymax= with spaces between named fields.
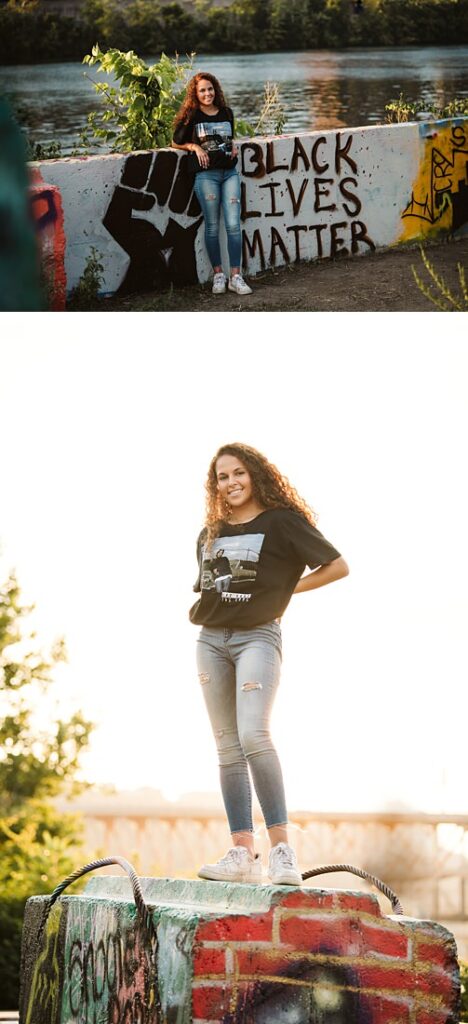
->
xmin=103 ymin=150 xmax=203 ymax=295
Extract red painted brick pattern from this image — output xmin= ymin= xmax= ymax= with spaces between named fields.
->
xmin=279 ymin=914 xmax=355 ymax=952
xmin=359 ymin=921 xmax=408 ymax=959
xmin=191 ymin=887 xmax=459 ymax=1023
xmin=196 ymin=913 xmax=272 ymax=943
xmin=360 ymin=995 xmax=411 ymax=1024
xmin=236 ymin=947 xmax=307 ymax=977
xmin=193 ymin=947 xmax=227 ymax=976
xmin=279 ymin=888 xmax=380 ymax=916
xmin=416 ymin=940 xmax=453 ymax=968
xmin=279 ymin=913 xmax=408 ymax=958
xmin=356 ymin=962 xmax=455 ymax=997
xmin=192 ymin=984 xmax=229 ymax=1019
xmin=336 ymin=891 xmax=382 ymax=916
xmin=279 ymin=890 xmax=338 ymax=911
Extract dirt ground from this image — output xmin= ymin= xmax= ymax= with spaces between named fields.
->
xmin=92 ymin=236 xmax=468 ymax=313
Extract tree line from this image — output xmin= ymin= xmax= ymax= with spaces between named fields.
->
xmin=0 ymin=572 xmax=93 ymax=1008
xmin=0 ymin=0 xmax=467 ymax=65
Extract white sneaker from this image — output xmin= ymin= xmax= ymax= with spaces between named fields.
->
xmin=198 ymin=846 xmax=262 ymax=883
xmin=268 ymin=843 xmax=302 ymax=886
xmin=212 ymin=272 xmax=227 ymax=294
xmin=228 ymin=273 xmax=252 ymax=295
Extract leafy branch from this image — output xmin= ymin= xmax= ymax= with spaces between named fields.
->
xmin=80 ymin=44 xmax=193 ymax=152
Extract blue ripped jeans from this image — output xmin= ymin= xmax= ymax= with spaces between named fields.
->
xmin=196 ymin=621 xmax=288 ymax=834
xmin=193 ymin=168 xmax=242 ymax=270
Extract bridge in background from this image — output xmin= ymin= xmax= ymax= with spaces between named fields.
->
xmin=58 ymin=799 xmax=468 ymax=959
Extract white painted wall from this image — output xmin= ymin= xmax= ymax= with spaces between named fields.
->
xmin=32 ymin=118 xmax=468 ymax=295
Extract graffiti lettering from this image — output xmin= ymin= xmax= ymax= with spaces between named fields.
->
xmin=266 ymin=140 xmax=289 ymax=174
xmin=309 ymin=223 xmax=328 ymax=257
xmin=340 ymin=177 xmax=362 ymax=216
xmin=286 ymin=178 xmax=308 ymax=216
xmin=291 ymin=136 xmax=310 ymax=173
xmin=452 ymin=125 xmax=467 ymax=149
xmin=100 ymin=131 xmax=375 ymax=287
xmin=335 ymin=132 xmax=358 ymax=175
xmin=241 ymin=142 xmax=266 ymax=179
xmin=241 ymin=134 xmax=356 ymax=179
xmin=241 ymin=182 xmax=261 ymax=220
xmin=65 ymin=923 xmax=158 ymax=1024
xmin=243 ymin=218 xmax=375 ymax=265
xmin=242 ymin=229 xmax=266 ymax=269
xmin=287 ymin=224 xmax=309 ymax=260
xmin=330 ymin=221 xmax=349 ymax=256
xmin=351 ymin=220 xmax=375 ymax=252
xmin=25 ymin=904 xmax=68 ymax=1024
xmin=314 ymin=178 xmax=336 ymax=213
xmin=270 ymin=226 xmax=290 ymax=264
xmin=259 ymin=182 xmax=285 ymax=217
xmin=239 ymin=132 xmax=375 ymax=273
xmin=311 ymin=136 xmax=329 ymax=174
xmin=401 ymin=124 xmax=468 ymax=236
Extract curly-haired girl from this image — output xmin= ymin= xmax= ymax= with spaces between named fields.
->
xmin=172 ymin=73 xmax=252 ymax=296
xmin=190 ymin=443 xmax=349 ymax=885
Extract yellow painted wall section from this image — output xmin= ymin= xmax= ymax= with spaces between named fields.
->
xmin=399 ymin=120 xmax=468 ymax=242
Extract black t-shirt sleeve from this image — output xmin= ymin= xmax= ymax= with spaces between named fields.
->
xmin=282 ymin=511 xmax=341 ymax=570
xmin=173 ymin=118 xmax=193 ymax=145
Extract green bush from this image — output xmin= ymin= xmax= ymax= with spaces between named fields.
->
xmin=68 ymin=246 xmax=104 ymax=306
xmin=0 ymin=897 xmax=26 ymax=1010
xmin=0 ymin=572 xmax=93 ymax=1009
xmin=385 ymin=93 xmax=468 ymax=123
xmin=80 ymin=44 xmax=192 ymax=151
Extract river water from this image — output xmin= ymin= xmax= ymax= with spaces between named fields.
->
xmin=1 ymin=45 xmax=467 ymax=153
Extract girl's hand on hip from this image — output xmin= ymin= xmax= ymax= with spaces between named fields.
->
xmin=194 ymin=145 xmax=209 ymax=168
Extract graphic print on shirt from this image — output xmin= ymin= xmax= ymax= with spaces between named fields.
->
xmin=195 ymin=121 xmax=233 ymax=157
xmin=201 ymin=533 xmax=265 ymax=603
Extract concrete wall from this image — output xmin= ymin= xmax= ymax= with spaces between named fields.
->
xmin=31 ymin=117 xmax=468 ymax=303
xmin=20 ymin=875 xmax=460 ymax=1024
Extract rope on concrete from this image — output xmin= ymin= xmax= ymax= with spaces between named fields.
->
xmin=48 ymin=855 xmax=156 ymax=936
xmin=301 ymin=863 xmax=404 ymax=915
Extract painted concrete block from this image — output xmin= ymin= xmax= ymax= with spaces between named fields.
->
xmin=29 ymin=170 xmax=67 ymax=310
xmin=30 ymin=117 xmax=468 ymax=302
xmin=19 ymin=875 xmax=459 ymax=1023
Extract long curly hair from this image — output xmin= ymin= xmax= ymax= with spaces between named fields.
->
xmin=173 ymin=72 xmax=228 ymax=131
xmin=203 ymin=443 xmax=317 ymax=551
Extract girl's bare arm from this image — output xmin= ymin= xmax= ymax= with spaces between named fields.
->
xmin=293 ymin=556 xmax=349 ymax=594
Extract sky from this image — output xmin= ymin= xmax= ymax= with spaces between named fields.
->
xmin=1 ymin=317 xmax=467 ymax=816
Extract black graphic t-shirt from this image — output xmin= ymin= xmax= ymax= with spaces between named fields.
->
xmin=189 ymin=508 xmax=341 ymax=629
xmin=173 ymin=107 xmax=237 ymax=172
